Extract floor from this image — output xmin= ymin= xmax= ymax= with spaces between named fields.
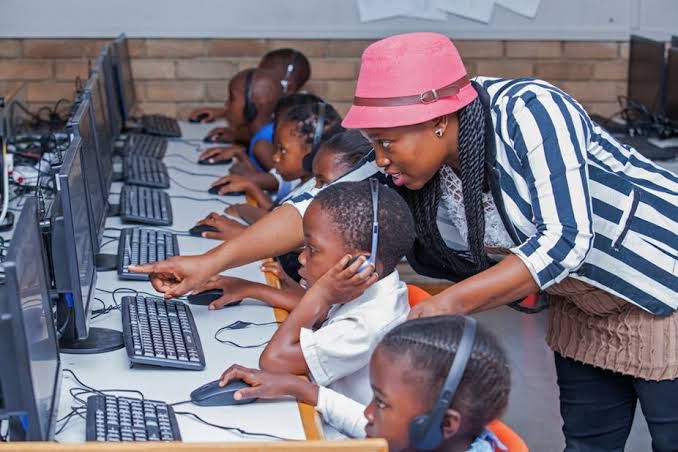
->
xmin=399 ymin=265 xmax=653 ymax=452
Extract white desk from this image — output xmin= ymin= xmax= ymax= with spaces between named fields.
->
xmin=53 ymin=121 xmax=314 ymax=443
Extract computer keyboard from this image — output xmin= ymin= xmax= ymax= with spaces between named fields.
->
xmin=120 ymin=185 xmax=173 ymax=226
xmin=141 ymin=115 xmax=182 ymax=138
xmin=121 ymin=295 xmax=205 ymax=370
xmin=615 ymin=135 xmax=678 ymax=161
xmin=124 ymin=156 xmax=170 ymax=188
xmin=86 ymin=394 xmax=181 ymax=442
xmin=117 ymin=228 xmax=179 ymax=281
xmin=123 ymin=134 xmax=167 ymax=160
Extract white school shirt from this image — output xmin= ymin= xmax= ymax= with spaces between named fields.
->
xmin=299 ymin=270 xmax=409 ymax=407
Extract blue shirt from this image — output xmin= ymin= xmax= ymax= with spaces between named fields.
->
xmin=286 ymin=77 xmax=678 ymax=315
xmin=248 ymin=122 xmax=274 ymax=173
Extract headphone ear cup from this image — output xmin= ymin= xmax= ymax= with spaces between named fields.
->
xmin=409 ymin=414 xmax=443 ymax=451
xmin=244 ymin=101 xmax=257 ymax=122
xmin=302 ymin=152 xmax=314 ymax=173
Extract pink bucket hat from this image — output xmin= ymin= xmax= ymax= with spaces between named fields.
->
xmin=342 ymin=32 xmax=477 ymax=129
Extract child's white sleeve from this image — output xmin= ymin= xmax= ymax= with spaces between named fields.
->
xmin=316 ymin=386 xmax=367 ymax=438
xmin=299 ymin=317 xmax=371 ymax=386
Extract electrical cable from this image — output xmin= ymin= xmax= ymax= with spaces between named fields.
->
xmin=167 ymin=166 xmax=223 ymax=178
xmin=0 ymin=138 xmax=10 ymax=227
xmin=174 ymin=411 xmax=295 ymax=442
xmin=169 ymin=194 xmax=232 ymax=206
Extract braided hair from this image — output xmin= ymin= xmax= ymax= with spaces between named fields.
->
xmin=398 ymin=94 xmax=490 ymax=279
xmin=277 ymin=101 xmax=344 ymax=145
xmin=378 ymin=316 xmax=510 ymax=438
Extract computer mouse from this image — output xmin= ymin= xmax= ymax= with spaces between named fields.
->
xmin=208 ymin=183 xmax=246 ymax=196
xmin=188 ymin=224 xmax=219 ymax=237
xmin=186 ymin=289 xmax=242 ymax=307
xmin=190 ymin=379 xmax=256 ymax=406
xmin=189 ymin=112 xmax=211 ymax=123
xmin=198 ymin=157 xmax=232 ymax=165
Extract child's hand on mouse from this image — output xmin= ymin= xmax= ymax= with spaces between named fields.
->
xmin=209 ymin=175 xmax=256 ymax=196
xmin=196 ymin=212 xmax=246 ymax=240
xmin=205 ymin=126 xmax=234 ymax=143
xmin=219 ymin=364 xmax=319 ymax=405
xmin=198 ymin=145 xmax=245 ymax=164
xmin=189 ymin=107 xmax=224 ymax=123
xmin=192 ymin=276 xmax=251 ymax=310
xmin=307 ymin=254 xmax=379 ymax=306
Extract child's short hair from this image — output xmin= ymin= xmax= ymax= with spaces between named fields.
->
xmin=312 ymin=180 xmax=415 ymax=276
xmin=321 ymin=130 xmax=374 ymax=169
xmin=273 ymin=93 xmax=324 ymax=123
xmin=259 ymin=48 xmax=311 ymax=93
xmin=378 ymin=316 xmax=510 ymax=438
xmin=278 ymin=102 xmax=344 ymax=146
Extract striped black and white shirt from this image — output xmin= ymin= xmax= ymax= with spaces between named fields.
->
xmin=285 ymin=76 xmax=678 ymax=315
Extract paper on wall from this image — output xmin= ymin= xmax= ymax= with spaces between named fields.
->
xmin=495 ymin=0 xmax=540 ymax=18
xmin=357 ymin=0 xmax=447 ymax=22
xmin=431 ymin=0 xmax=495 ymax=24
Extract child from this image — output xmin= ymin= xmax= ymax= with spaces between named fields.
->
xmin=195 ymin=102 xmax=343 ymax=241
xmin=192 ymin=131 xmax=375 ymax=294
xmin=197 ymin=68 xmax=283 ymax=172
xmin=259 ymin=48 xmax=311 ymax=94
xmin=219 ymin=316 xmax=511 ymax=451
xmin=259 ymin=180 xmax=414 ymax=410
xmin=210 ymin=102 xmax=342 ymax=204
xmin=190 ymin=48 xmax=310 ymax=141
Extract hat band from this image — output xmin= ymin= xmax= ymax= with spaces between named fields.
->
xmin=353 ymin=76 xmax=470 ymax=107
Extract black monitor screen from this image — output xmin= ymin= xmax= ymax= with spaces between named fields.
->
xmin=56 ymin=136 xmax=96 ymax=337
xmin=101 ymin=47 xmax=123 ymax=137
xmin=74 ymin=97 xmax=106 ymax=245
xmin=90 ymin=73 xmax=114 ymax=187
xmin=666 ymin=48 xmax=678 ymax=122
xmin=116 ymin=36 xmax=136 ymax=121
xmin=0 ymin=198 xmax=60 ymax=440
xmin=672 ymin=36 xmax=678 ymax=48
xmin=628 ymin=35 xmax=666 ymax=114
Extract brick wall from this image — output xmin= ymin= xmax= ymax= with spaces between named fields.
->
xmin=0 ymin=38 xmax=628 ymax=120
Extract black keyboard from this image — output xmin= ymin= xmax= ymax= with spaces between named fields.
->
xmin=123 ymin=134 xmax=167 ymax=160
xmin=615 ymin=135 xmax=678 ymax=161
xmin=122 ymin=295 xmax=205 ymax=370
xmin=120 ymin=185 xmax=173 ymax=226
xmin=117 ymin=228 xmax=179 ymax=281
xmin=86 ymin=394 xmax=181 ymax=442
xmin=141 ymin=115 xmax=182 ymax=138
xmin=124 ymin=156 xmax=170 ymax=188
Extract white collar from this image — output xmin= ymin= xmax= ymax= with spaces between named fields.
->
xmin=327 ymin=270 xmax=402 ymax=319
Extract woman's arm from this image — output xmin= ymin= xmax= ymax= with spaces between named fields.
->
xmin=129 ymin=204 xmax=305 ymax=298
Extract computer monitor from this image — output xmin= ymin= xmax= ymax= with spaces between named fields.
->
xmin=67 ymin=95 xmax=107 ymax=250
xmin=112 ymin=34 xmax=136 ymax=123
xmin=48 ymin=135 xmax=122 ymax=353
xmin=87 ymin=69 xmax=115 ymax=193
xmin=627 ymin=35 xmax=666 ymax=114
xmin=100 ymin=45 xmax=124 ymax=139
xmin=0 ymin=197 xmax=61 ymax=440
xmin=672 ymin=36 xmax=678 ymax=48
xmin=665 ymin=48 xmax=678 ymax=123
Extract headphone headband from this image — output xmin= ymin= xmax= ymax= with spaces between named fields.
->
xmin=243 ymin=69 xmax=257 ymax=122
xmin=409 ymin=316 xmax=478 ymax=450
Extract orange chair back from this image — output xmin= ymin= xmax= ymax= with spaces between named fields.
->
xmin=487 ymin=420 xmax=529 ymax=452
xmin=406 ymin=284 xmax=432 ymax=307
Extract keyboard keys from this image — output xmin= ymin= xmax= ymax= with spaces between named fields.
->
xmin=117 ymin=228 xmax=179 ymax=281
xmin=124 ymin=155 xmax=169 ymax=188
xmin=121 ymin=296 xmax=205 ymax=370
xmin=86 ymin=395 xmax=181 ymax=442
xmin=124 ymin=134 xmax=167 ymax=159
xmin=120 ymin=186 xmax=173 ymax=226
xmin=141 ymin=115 xmax=182 ymax=138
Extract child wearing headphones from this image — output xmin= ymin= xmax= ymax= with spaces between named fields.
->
xmin=195 ymin=102 xmax=344 ymax=241
xmin=219 ymin=315 xmax=511 ymax=451
xmin=190 ymin=48 xmax=311 ymax=142
xmin=197 ymin=68 xmax=283 ymax=172
xmin=192 ymin=131 xmax=376 ymax=297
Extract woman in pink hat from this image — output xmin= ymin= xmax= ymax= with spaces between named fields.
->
xmin=340 ymin=32 xmax=678 ymax=452
xmin=133 ymin=32 xmax=678 ymax=451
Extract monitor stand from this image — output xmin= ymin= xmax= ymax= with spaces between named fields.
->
xmin=95 ymin=253 xmax=118 ymax=271
xmin=60 ymin=327 xmax=124 ymax=354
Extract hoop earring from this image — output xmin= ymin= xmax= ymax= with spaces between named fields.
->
xmin=435 ymin=129 xmax=444 ymax=137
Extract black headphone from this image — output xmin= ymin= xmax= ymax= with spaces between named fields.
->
xmin=243 ymin=69 xmax=258 ymax=122
xmin=409 ymin=316 xmax=478 ymax=451
xmin=280 ymin=51 xmax=299 ymax=94
xmin=302 ymin=102 xmax=326 ymax=173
